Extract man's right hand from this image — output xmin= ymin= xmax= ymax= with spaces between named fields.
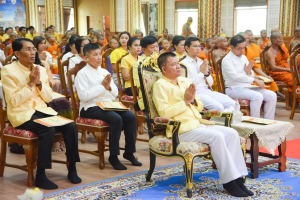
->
xmin=102 ymin=74 xmax=112 ymax=90
xmin=254 ymin=79 xmax=265 ymax=88
xmin=184 ymin=84 xmax=196 ymax=105
xmin=28 ymin=66 xmax=40 ymax=88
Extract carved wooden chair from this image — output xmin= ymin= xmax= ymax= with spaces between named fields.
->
xmin=0 ymin=44 xmax=5 ymax=51
xmin=4 ymin=54 xmax=16 ymax=65
xmin=207 ymin=46 xmax=218 ymax=67
xmin=261 ymin=46 xmax=289 ymax=109
xmin=138 ymin=53 xmax=246 ymax=198
xmin=215 ymin=52 xmax=251 ymax=116
xmin=0 ymin=93 xmax=66 ymax=186
xmin=101 ymin=48 xmax=114 ymax=70
xmin=289 ymin=47 xmax=300 ymax=119
xmin=60 ymin=56 xmax=75 ymax=99
xmin=115 ymin=53 xmax=135 ymax=108
xmin=57 ymin=42 xmax=67 ymax=55
xmin=67 ymin=61 xmax=111 ymax=169
xmin=289 ymin=37 xmax=295 ymax=54
xmin=290 ymin=43 xmax=300 ymax=54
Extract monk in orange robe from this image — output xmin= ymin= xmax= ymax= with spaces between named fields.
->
xmin=257 ymin=30 xmax=269 ymax=49
xmin=45 ymin=35 xmax=58 ymax=60
xmin=265 ymin=32 xmax=298 ymax=106
xmin=181 ymin=17 xmax=194 ymax=37
xmin=291 ymin=27 xmax=300 ymax=51
xmin=5 ymin=33 xmax=17 ymax=56
xmin=203 ymin=38 xmax=215 ymax=58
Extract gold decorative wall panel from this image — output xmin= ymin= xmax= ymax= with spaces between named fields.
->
xmin=110 ymin=0 xmax=116 ymax=32
xmin=198 ymin=0 xmax=221 ymax=38
xmin=158 ymin=0 xmax=165 ymax=35
xmin=125 ymin=0 xmax=141 ymax=35
xmin=45 ymin=0 xmax=64 ymax=34
xmin=279 ymin=0 xmax=300 ymax=36
xmin=25 ymin=0 xmax=38 ymax=28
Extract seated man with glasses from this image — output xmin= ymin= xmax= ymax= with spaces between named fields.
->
xmin=181 ymin=37 xmax=235 ymax=111
xmin=1 ymin=38 xmax=81 ymax=189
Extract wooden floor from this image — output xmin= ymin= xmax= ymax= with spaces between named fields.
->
xmin=0 ymin=102 xmax=300 ymax=200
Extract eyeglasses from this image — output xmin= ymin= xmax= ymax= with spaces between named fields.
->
xmin=191 ymin=45 xmax=202 ymax=48
xmin=21 ymin=48 xmax=37 ymax=53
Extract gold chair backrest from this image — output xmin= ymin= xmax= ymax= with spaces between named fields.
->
xmin=289 ymin=47 xmax=300 ymax=87
xmin=101 ymin=48 xmax=113 ymax=69
xmin=215 ymin=51 xmax=229 ymax=94
xmin=260 ymin=45 xmax=271 ymax=75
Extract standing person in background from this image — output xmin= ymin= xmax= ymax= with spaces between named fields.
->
xmin=110 ymin=31 xmax=130 ymax=86
xmin=182 ymin=17 xmax=194 ymax=37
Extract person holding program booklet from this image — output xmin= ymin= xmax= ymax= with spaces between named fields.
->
xmin=75 ymin=43 xmax=142 ymax=170
xmin=1 ymin=38 xmax=81 ymax=190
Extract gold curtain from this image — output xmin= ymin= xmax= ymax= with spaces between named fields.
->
xmin=125 ymin=0 xmax=141 ymax=35
xmin=25 ymin=0 xmax=38 ymax=28
xmin=198 ymin=0 xmax=221 ymax=38
xmin=157 ymin=0 xmax=165 ymax=35
xmin=279 ymin=0 xmax=300 ymax=36
xmin=110 ymin=0 xmax=116 ymax=32
xmin=45 ymin=0 xmax=64 ymax=34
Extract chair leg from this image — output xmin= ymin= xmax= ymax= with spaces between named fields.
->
xmin=138 ymin=122 xmax=143 ymax=135
xmin=23 ymin=144 xmax=35 ymax=187
xmin=290 ymin=94 xmax=297 ymax=119
xmin=284 ymin=89 xmax=290 ymax=110
xmin=184 ymin=153 xmax=194 ymax=198
xmin=146 ymin=151 xmax=156 ymax=182
xmin=81 ymin=131 xmax=86 ymax=144
xmin=95 ymin=132 xmax=106 ymax=170
xmin=0 ymin=139 xmax=7 ymax=177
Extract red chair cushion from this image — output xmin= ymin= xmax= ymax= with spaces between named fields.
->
xmin=137 ymin=110 xmax=146 ymax=116
xmin=275 ymin=81 xmax=286 ymax=85
xmin=4 ymin=126 xmax=37 ymax=138
xmin=76 ymin=117 xmax=109 ymax=127
xmin=121 ymin=95 xmax=134 ymax=102
xmin=238 ymin=99 xmax=250 ymax=106
xmin=296 ymin=88 xmax=300 ymax=94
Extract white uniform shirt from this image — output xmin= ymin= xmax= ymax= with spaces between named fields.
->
xmin=181 ymin=55 xmax=213 ymax=92
xmin=62 ymin=52 xmax=74 ymax=63
xmin=0 ymin=50 xmax=5 ymax=68
xmin=66 ymin=54 xmax=84 ymax=84
xmin=44 ymin=51 xmax=53 ymax=65
xmin=222 ymin=51 xmax=254 ymax=88
xmin=75 ymin=63 xmax=118 ymax=112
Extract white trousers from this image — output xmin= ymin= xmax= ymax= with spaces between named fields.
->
xmin=179 ymin=125 xmax=248 ymax=184
xmin=197 ymin=89 xmax=235 ymax=111
xmin=0 ymin=82 xmax=5 ymax=109
xmin=225 ymin=87 xmax=277 ymax=119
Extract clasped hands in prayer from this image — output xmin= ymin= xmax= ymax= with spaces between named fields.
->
xmin=244 ymin=60 xmax=266 ymax=88
xmin=102 ymin=73 xmax=112 ymax=91
xmin=184 ymin=84 xmax=196 ymax=106
xmin=28 ymin=66 xmax=41 ymax=88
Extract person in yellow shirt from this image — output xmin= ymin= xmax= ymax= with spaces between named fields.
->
xmin=25 ymin=26 xmax=36 ymax=40
xmin=132 ymin=36 xmax=159 ymax=111
xmin=110 ymin=31 xmax=130 ymax=86
xmin=121 ymin=37 xmax=141 ymax=96
xmin=19 ymin=26 xmax=27 ymax=38
xmin=172 ymin=35 xmax=186 ymax=60
xmin=152 ymin=52 xmax=252 ymax=197
xmin=3 ymin=27 xmax=13 ymax=40
xmin=1 ymin=38 xmax=81 ymax=189
xmin=50 ymin=25 xmax=60 ymax=42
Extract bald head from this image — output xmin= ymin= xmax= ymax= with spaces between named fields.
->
xmin=216 ymin=36 xmax=228 ymax=49
xmin=187 ymin=17 xmax=193 ymax=22
xmin=206 ymin=38 xmax=213 ymax=45
xmin=270 ymin=32 xmax=282 ymax=42
xmin=271 ymin=28 xmax=280 ymax=34
xmin=217 ymin=36 xmax=226 ymax=43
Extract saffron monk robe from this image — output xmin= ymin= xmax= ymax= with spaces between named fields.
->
xmin=265 ymin=32 xmax=300 ymax=107
xmin=257 ymin=29 xmax=269 ymax=49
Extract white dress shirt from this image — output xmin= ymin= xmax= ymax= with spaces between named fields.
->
xmin=62 ymin=52 xmax=74 ymax=63
xmin=44 ymin=51 xmax=53 ymax=65
xmin=75 ymin=63 xmax=118 ymax=112
xmin=66 ymin=54 xmax=84 ymax=84
xmin=222 ymin=51 xmax=254 ymax=88
xmin=181 ymin=55 xmax=213 ymax=91
xmin=0 ymin=50 xmax=5 ymax=68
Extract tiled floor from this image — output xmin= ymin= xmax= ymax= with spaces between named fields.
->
xmin=0 ymin=102 xmax=299 ymax=200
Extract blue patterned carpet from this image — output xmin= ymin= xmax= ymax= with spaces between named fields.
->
xmin=43 ymin=156 xmax=300 ymax=200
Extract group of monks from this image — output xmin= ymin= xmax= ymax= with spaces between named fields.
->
xmin=200 ymin=28 xmax=300 ymax=108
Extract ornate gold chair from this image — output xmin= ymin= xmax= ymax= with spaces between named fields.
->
xmin=138 ymin=54 xmax=246 ymax=198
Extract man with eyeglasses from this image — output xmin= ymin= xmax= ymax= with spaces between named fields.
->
xmin=181 ymin=37 xmax=235 ymax=111
xmin=1 ymin=38 xmax=81 ymax=190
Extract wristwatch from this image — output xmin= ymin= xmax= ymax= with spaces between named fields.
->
xmin=36 ymin=81 xmax=42 ymax=87
xmin=191 ymin=99 xmax=196 ymax=105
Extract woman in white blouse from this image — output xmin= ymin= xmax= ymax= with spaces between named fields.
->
xmin=62 ymin=34 xmax=80 ymax=63
xmin=75 ymin=43 xmax=141 ymax=170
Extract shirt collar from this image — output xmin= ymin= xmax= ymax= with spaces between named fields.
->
xmin=185 ymin=55 xmax=200 ymax=63
xmin=162 ymin=75 xmax=184 ymax=86
xmin=17 ymin=61 xmax=31 ymax=71
xmin=229 ymin=50 xmax=243 ymax=60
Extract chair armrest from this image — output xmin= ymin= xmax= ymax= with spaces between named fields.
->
xmin=200 ymin=110 xmax=222 ymax=117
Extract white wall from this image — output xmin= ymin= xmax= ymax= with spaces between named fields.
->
xmin=142 ymin=0 xmax=158 ymax=3
xmin=116 ymin=0 xmax=126 ymax=32
xmin=165 ymin=0 xmax=175 ymax=34
xmin=266 ymin=0 xmax=281 ymax=36
xmin=220 ymin=0 xmax=234 ymax=37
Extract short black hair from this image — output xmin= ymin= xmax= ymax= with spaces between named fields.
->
xmin=71 ymin=27 xmax=75 ymax=30
xmin=28 ymin=26 xmax=35 ymax=30
xmin=127 ymin=37 xmax=139 ymax=47
xmin=184 ymin=37 xmax=199 ymax=48
xmin=230 ymin=35 xmax=246 ymax=48
xmin=5 ymin=28 xmax=10 ymax=33
xmin=119 ymin=31 xmax=131 ymax=39
xmin=49 ymin=25 xmax=54 ymax=28
xmin=69 ymin=34 xmax=80 ymax=45
xmin=75 ymin=36 xmax=90 ymax=55
xmin=172 ymin=35 xmax=185 ymax=49
xmin=46 ymin=27 xmax=52 ymax=31
xmin=19 ymin=26 xmax=26 ymax=32
xmin=83 ymin=43 xmax=100 ymax=56
xmin=140 ymin=36 xmax=158 ymax=48
xmin=12 ymin=38 xmax=34 ymax=52
xmin=157 ymin=52 xmax=176 ymax=71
